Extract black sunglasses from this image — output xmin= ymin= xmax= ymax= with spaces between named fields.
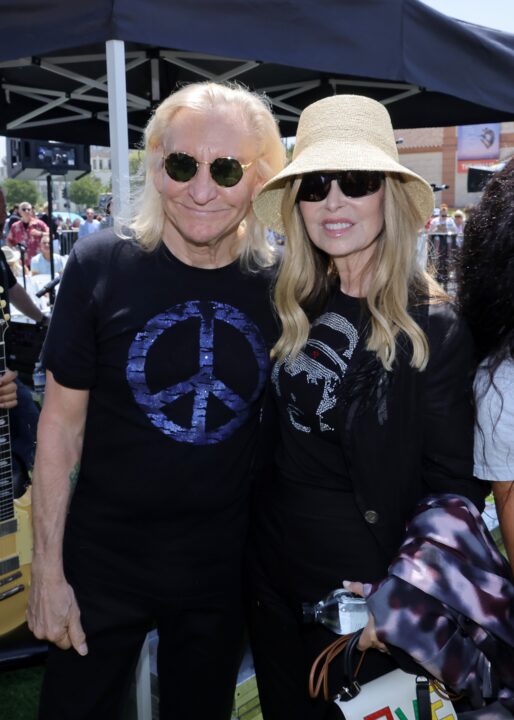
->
xmin=163 ymin=152 xmax=256 ymax=188
xmin=297 ymin=171 xmax=385 ymax=202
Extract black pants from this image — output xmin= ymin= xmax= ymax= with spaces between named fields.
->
xmin=39 ymin=563 xmax=244 ymax=720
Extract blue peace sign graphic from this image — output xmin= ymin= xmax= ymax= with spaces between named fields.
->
xmin=126 ymin=300 xmax=268 ymax=445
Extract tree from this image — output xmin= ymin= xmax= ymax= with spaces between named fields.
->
xmin=3 ymin=178 xmax=40 ymax=208
xmin=68 ymin=173 xmax=105 ymax=210
xmin=129 ymin=150 xmax=145 ymax=193
xmin=129 ymin=150 xmax=145 ymax=177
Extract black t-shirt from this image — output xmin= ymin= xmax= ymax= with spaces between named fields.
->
xmin=0 ymin=250 xmax=18 ymax=315
xmin=273 ymin=289 xmax=365 ymax=489
xmin=43 ymin=231 xmax=278 ymax=594
xmin=257 ymin=290 xmax=386 ymax=601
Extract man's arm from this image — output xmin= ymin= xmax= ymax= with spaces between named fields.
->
xmin=9 ymin=282 xmax=47 ymax=324
xmin=492 ymin=481 xmax=514 ymax=574
xmin=27 ymin=371 xmax=90 ymax=655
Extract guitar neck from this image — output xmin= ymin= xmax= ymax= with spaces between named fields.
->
xmin=0 ymin=335 xmax=14 ymax=525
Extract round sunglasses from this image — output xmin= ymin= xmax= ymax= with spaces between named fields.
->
xmin=297 ymin=171 xmax=385 ymax=202
xmin=163 ymin=152 xmax=256 ymax=188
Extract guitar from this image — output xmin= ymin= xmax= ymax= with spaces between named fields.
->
xmin=0 ymin=286 xmax=33 ymax=638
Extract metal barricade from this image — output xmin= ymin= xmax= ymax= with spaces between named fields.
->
xmin=58 ymin=229 xmax=79 ymax=256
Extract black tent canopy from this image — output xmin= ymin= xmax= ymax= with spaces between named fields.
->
xmin=2 ymin=0 xmax=514 ymax=147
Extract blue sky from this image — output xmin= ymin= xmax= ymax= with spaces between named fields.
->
xmin=419 ymin=0 xmax=514 ymax=34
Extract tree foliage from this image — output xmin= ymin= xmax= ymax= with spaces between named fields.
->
xmin=3 ymin=179 xmax=41 ymax=208
xmin=129 ymin=150 xmax=145 ymax=177
xmin=68 ymin=173 xmax=105 ymax=209
xmin=129 ymin=150 xmax=145 ymax=193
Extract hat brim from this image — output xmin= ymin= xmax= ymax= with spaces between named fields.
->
xmin=254 ymin=140 xmax=434 ymax=235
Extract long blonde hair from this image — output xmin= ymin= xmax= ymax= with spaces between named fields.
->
xmin=273 ymin=175 xmax=446 ymax=370
xmin=129 ymin=81 xmax=286 ymax=269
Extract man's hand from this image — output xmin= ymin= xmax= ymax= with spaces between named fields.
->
xmin=343 ymin=580 xmax=388 ymax=653
xmin=0 ymin=369 xmax=18 ymax=408
xmin=27 ymin=567 xmax=88 ymax=656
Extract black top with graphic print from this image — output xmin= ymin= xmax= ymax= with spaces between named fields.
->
xmin=42 ymin=230 xmax=278 ymax=596
xmin=272 ymin=289 xmax=365 ymax=490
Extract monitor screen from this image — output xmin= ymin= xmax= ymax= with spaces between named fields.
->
xmin=37 ymin=145 xmax=76 ymax=168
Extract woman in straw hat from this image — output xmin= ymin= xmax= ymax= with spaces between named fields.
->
xmin=249 ymin=94 xmax=488 ymax=719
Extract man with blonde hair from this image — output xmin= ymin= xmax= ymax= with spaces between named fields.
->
xmin=27 ymin=82 xmax=285 ymax=720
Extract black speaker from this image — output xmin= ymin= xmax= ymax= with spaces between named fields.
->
xmin=6 ymin=138 xmax=90 ymax=180
xmin=467 ymin=167 xmax=494 ymax=193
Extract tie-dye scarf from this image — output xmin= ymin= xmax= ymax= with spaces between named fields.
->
xmin=363 ymin=494 xmax=514 ymax=711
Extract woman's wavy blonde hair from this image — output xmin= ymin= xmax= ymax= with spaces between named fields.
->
xmin=128 ymin=81 xmax=286 ymax=269
xmin=273 ymin=175 xmax=446 ymax=371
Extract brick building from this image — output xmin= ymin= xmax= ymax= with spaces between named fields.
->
xmin=396 ymin=122 xmax=514 ymax=211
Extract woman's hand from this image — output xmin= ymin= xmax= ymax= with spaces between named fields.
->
xmin=343 ymin=580 xmax=389 ymax=653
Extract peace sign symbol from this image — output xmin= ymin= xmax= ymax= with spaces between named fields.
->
xmin=126 ymin=300 xmax=268 ymax=444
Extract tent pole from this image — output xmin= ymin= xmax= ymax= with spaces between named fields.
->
xmin=106 ymin=39 xmax=130 ymax=222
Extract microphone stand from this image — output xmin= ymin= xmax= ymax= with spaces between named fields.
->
xmin=17 ymin=243 xmax=27 ymax=290
xmin=46 ymin=174 xmax=56 ymax=308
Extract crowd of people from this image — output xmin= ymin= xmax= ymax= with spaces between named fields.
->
xmin=0 ymin=82 xmax=511 ymax=720
xmin=0 ymin=200 xmax=111 ymax=252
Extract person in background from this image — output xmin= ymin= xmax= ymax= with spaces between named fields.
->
xmin=99 ymin=198 xmax=113 ymax=229
xmin=77 ymin=207 xmax=100 ymax=238
xmin=250 ymin=94 xmax=488 ymax=719
xmin=428 ymin=203 xmax=457 ymax=233
xmin=6 ymin=202 xmax=49 ymax=267
xmin=453 ymin=208 xmax=466 ymax=246
xmin=459 ymin=158 xmax=514 ymax=574
xmin=427 ymin=203 xmax=459 ymax=286
xmin=5 ymin=204 xmax=21 ymax=235
xmin=31 ymin=234 xmax=65 ymax=276
xmin=27 ymin=81 xmax=286 ymax=720
xmin=0 ymin=246 xmax=48 ymax=480
xmin=0 ymin=186 xmax=6 ymax=237
xmin=38 ymin=202 xmax=58 ymax=236
xmin=0 ymin=238 xmax=22 ymax=417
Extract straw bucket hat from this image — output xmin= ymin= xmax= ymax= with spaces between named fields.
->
xmin=253 ymin=94 xmax=434 ymax=235
xmin=1 ymin=246 xmax=20 ymax=264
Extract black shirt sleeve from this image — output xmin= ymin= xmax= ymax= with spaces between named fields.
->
xmin=422 ymin=303 xmax=488 ymax=510
xmin=0 ymin=250 xmax=18 ymax=291
xmin=41 ymin=245 xmax=98 ymax=389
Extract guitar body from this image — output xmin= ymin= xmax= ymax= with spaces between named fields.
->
xmin=0 ymin=486 xmax=33 ymax=637
xmin=0 ymin=290 xmax=35 ymax=641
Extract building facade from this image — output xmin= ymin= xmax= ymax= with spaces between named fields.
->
xmin=397 ymin=122 xmax=514 ymax=211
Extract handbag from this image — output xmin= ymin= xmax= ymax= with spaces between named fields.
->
xmin=309 ymin=629 xmax=459 ymax=720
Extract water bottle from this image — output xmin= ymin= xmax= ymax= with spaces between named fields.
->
xmin=32 ymin=361 xmax=46 ymax=404
xmin=302 ymin=589 xmax=369 ymax=635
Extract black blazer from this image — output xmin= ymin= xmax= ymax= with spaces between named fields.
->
xmin=339 ymin=298 xmax=489 ymax=563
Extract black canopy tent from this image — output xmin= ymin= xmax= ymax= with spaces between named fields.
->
xmin=2 ymin=0 xmax=514 ymax=147
xmin=2 ymin=0 xmax=514 ymax=220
